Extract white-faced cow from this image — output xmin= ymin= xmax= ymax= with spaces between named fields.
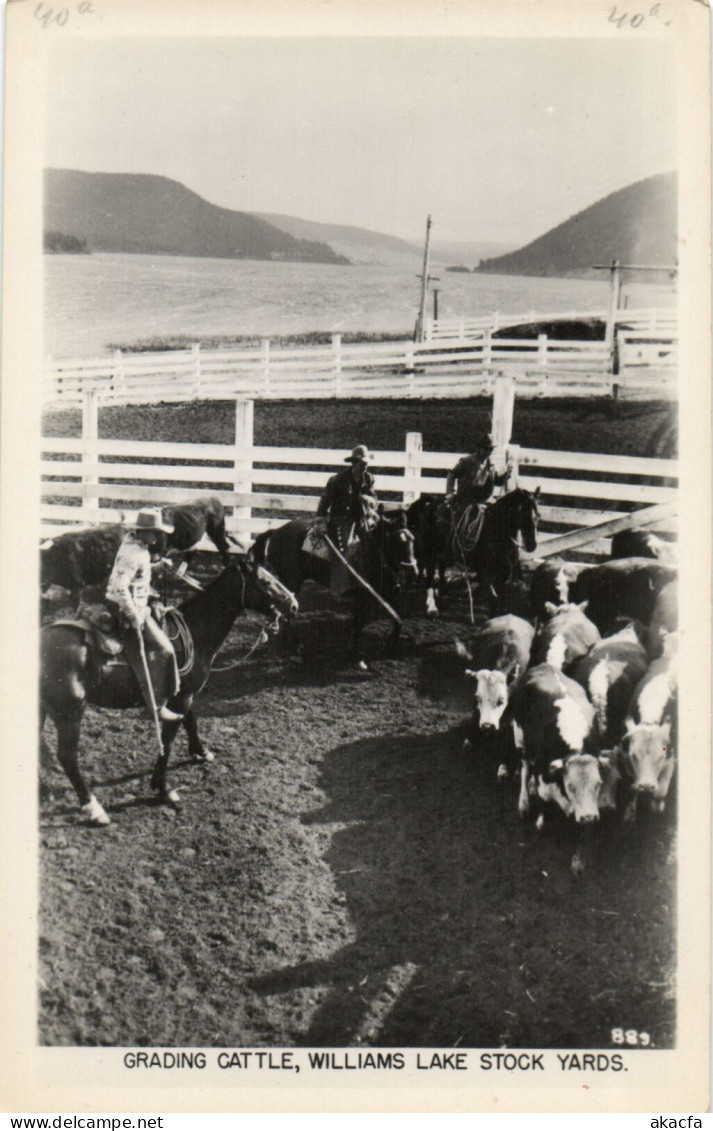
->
xmin=618 ymin=638 xmax=677 ymax=821
xmin=531 ymin=601 xmax=601 ymax=672
xmin=528 ymin=559 xmax=590 ymax=624
xmin=510 ymin=664 xmax=620 ymax=874
xmin=458 ymin=614 xmax=535 ymax=780
xmin=569 ymin=624 xmax=649 ymax=750
xmin=570 ymin=558 xmax=677 ymax=636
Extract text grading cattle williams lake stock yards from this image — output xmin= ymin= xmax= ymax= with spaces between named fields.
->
xmin=119 ymin=1048 xmax=635 ymax=1074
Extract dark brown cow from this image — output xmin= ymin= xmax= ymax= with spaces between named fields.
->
xmin=41 ymin=497 xmax=239 ymax=600
xmin=570 ymin=558 xmax=677 ymax=635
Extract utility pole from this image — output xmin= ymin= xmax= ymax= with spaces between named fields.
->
xmin=414 ymin=215 xmax=436 ymax=343
xmin=433 ymin=287 xmax=440 ymax=323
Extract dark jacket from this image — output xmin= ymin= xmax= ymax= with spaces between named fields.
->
xmin=317 ymin=467 xmax=377 ymax=525
xmin=447 ymin=453 xmax=508 ymax=505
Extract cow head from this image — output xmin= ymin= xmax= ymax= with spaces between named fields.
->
xmin=547 ymin=754 xmax=603 ymax=823
xmin=465 ymin=666 xmax=518 ymax=731
xmin=619 ymin=717 xmax=675 ymax=799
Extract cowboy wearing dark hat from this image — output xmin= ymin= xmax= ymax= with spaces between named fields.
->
xmin=311 ymin=444 xmax=379 ymax=592
xmin=445 ymin=432 xmax=511 ymax=508
xmin=105 ymin=507 xmax=182 ymax=721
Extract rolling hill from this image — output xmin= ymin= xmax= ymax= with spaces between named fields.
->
xmin=476 ymin=172 xmax=677 ymax=278
xmin=44 ymin=169 xmax=350 ymax=265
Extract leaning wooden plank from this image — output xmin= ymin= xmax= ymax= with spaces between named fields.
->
xmin=532 ymin=500 xmax=677 ymax=558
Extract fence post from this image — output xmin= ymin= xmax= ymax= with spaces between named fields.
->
xmin=82 ymin=388 xmax=99 ymax=518
xmin=404 ymin=342 xmax=415 ymax=396
xmin=537 ymin=333 xmax=548 ymax=368
xmin=403 ymin=431 xmax=423 ymax=505
xmin=191 ymin=342 xmax=202 ymax=399
xmin=482 ymin=328 xmax=492 ymax=371
xmin=491 ymin=371 xmax=515 ymax=479
xmin=332 ymin=334 xmax=342 ymax=397
xmin=261 ymin=338 xmax=271 ymax=396
xmin=233 ymin=399 xmax=254 ymax=544
xmin=113 ymin=349 xmax=125 ymax=397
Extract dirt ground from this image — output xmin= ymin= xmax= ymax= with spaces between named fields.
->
xmin=39 ymin=573 xmax=676 ymax=1049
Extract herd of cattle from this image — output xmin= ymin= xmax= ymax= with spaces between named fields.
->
xmin=459 ymin=533 xmax=677 ymax=873
xmin=40 ymin=500 xmax=678 ymax=875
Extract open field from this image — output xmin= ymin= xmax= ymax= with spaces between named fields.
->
xmin=42 ymin=395 xmax=677 ymax=458
xmin=39 ymin=395 xmax=677 ymax=1048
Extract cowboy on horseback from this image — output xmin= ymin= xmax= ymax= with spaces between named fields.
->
xmin=309 ymin=444 xmax=379 ymax=594
xmin=104 ymin=507 xmax=182 ymax=722
xmin=441 ymin=432 xmax=513 ymax=553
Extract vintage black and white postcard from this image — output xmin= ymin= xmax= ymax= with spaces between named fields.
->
xmin=0 ymin=0 xmax=710 ymax=1115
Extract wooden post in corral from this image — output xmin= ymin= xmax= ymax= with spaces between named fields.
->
xmin=403 ymin=432 xmax=423 ymax=505
xmin=332 ymin=334 xmax=343 ymax=396
xmin=233 ymin=399 xmax=254 ymax=544
xmin=261 ymin=338 xmax=271 ymax=395
xmin=491 ymin=371 xmax=515 ymax=468
xmin=81 ymin=388 xmax=99 ymax=518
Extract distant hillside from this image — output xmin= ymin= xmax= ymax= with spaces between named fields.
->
xmin=476 ymin=173 xmax=677 ymax=278
xmin=256 ymin=213 xmax=422 ymax=266
xmin=44 ymin=170 xmax=350 ymax=265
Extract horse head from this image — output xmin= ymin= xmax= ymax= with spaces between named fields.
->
xmin=241 ymin=555 xmax=298 ymax=628
xmin=376 ymin=508 xmax=419 ymax=582
xmin=505 ymin=486 xmax=540 ymax=554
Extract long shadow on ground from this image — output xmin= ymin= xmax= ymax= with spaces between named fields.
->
xmin=250 ymin=727 xmax=676 ymax=1049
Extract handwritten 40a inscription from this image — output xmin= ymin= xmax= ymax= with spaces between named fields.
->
xmin=34 ymin=1 xmax=95 ymax=31
xmin=608 ymin=4 xmax=673 ymax=28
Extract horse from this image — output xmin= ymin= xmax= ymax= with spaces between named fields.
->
xmin=41 ymin=496 xmax=241 ymax=601
xmin=249 ymin=509 xmax=418 ymax=665
xmin=407 ymin=486 xmax=540 ymax=616
xmin=40 ymin=558 xmax=298 ymax=826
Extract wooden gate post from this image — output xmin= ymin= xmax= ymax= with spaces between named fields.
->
xmin=82 ymin=387 xmax=99 ymax=518
xmin=491 ymin=371 xmax=515 ymax=469
xmin=233 ymin=399 xmax=254 ymax=544
xmin=403 ymin=431 xmax=423 ymax=505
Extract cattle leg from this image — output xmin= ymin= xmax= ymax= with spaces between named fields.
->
xmin=518 ymin=759 xmax=531 ymax=817
xmin=182 ymin=707 xmax=215 ymax=763
xmin=149 ymin=718 xmax=182 ymax=805
xmin=54 ymin=710 xmax=110 ymax=827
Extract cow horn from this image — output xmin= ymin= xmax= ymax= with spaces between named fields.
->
xmin=464 ymin=669 xmax=478 ymax=681
xmin=548 ymin=758 xmax=564 ymax=773
xmin=40 ymin=539 xmax=55 ymax=550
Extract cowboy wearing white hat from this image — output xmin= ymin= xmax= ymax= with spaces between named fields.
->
xmin=310 ymin=444 xmax=379 ymax=592
xmin=105 ymin=508 xmax=182 ymax=721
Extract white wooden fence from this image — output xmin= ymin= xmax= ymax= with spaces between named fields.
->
xmin=41 ymin=390 xmax=678 ymax=560
xmin=43 ymin=326 xmax=675 ymax=407
xmin=424 ymin=307 xmax=678 ymax=340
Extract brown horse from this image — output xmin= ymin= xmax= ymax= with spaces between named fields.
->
xmin=40 ymin=559 xmax=297 ymax=826
xmin=407 ymin=486 xmax=540 ymax=616
xmin=250 ymin=509 xmax=417 ymax=664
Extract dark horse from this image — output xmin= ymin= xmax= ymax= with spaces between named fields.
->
xmin=407 ymin=487 xmax=540 ymax=616
xmin=41 ymin=496 xmax=240 ymax=601
xmin=40 ymin=559 xmax=298 ymax=826
xmin=250 ymin=510 xmax=418 ymax=664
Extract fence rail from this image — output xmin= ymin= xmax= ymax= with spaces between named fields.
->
xmin=44 ymin=323 xmax=676 ymax=406
xmin=41 ymin=391 xmax=678 ymax=561
xmin=424 ymin=307 xmax=678 ymax=340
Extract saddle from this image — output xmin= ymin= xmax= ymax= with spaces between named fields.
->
xmin=53 ymin=601 xmax=193 ymax=676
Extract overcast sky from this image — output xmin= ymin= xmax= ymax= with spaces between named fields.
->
xmin=45 ymin=37 xmax=676 ymax=245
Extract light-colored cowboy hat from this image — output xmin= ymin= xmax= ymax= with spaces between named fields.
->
xmin=345 ymin=444 xmax=373 ymax=464
xmin=129 ymin=506 xmax=174 ymax=535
